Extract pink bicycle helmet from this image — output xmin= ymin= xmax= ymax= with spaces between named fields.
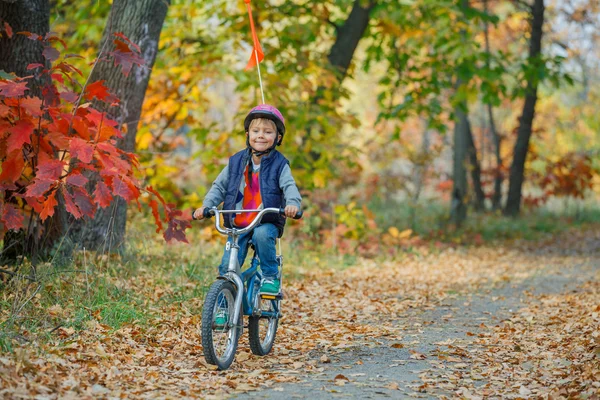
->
xmin=244 ymin=104 xmax=286 ymax=145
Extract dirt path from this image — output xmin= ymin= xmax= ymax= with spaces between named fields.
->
xmin=235 ymin=255 xmax=598 ymax=398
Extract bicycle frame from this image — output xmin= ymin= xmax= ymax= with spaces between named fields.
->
xmin=208 ymin=207 xmax=283 ymax=328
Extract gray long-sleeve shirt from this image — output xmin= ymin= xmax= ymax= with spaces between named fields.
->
xmin=202 ymin=163 xmax=302 ymax=209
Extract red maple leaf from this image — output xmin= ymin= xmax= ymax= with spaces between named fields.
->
xmin=163 ymin=207 xmax=191 ymax=243
xmin=2 ymin=203 xmax=23 ymax=230
xmin=27 ymin=63 xmax=44 ymax=70
xmin=93 ymin=181 xmax=113 ymax=208
xmin=72 ymin=116 xmax=90 ymax=139
xmin=36 ymin=159 xmax=65 ymax=180
xmin=60 ymin=91 xmax=78 ymax=103
xmin=0 ymin=151 xmax=24 ymax=183
xmin=110 ymin=39 xmax=145 ymax=77
xmin=20 ymin=96 xmax=43 ymax=117
xmin=71 ymin=186 xmax=96 ymax=217
xmin=39 ymin=190 xmax=58 ymax=221
xmin=42 ymin=46 xmax=60 ymax=62
xmin=113 ymin=32 xmax=141 ymax=53
xmin=62 ymin=186 xmax=82 ymax=219
xmin=69 ymin=137 xmax=94 ymax=163
xmin=0 ymin=80 xmax=28 ymax=97
xmin=25 ymin=178 xmax=55 ymax=197
xmin=149 ymin=199 xmax=163 ymax=233
xmin=111 ymin=176 xmax=134 ymax=201
xmin=65 ymin=173 xmax=88 ymax=187
xmin=7 ymin=119 xmax=34 ymax=153
xmin=84 ymin=80 xmax=111 ymax=101
xmin=146 ymin=186 xmax=166 ymax=206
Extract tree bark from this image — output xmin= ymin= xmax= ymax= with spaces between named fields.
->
xmin=67 ymin=0 xmax=170 ymax=252
xmin=488 ymin=104 xmax=503 ymax=210
xmin=450 ymin=105 xmax=469 ymax=226
xmin=504 ymin=0 xmax=545 ymax=216
xmin=467 ymin=118 xmax=485 ymax=211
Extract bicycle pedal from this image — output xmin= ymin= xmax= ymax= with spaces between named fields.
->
xmin=260 ymin=292 xmax=284 ymax=300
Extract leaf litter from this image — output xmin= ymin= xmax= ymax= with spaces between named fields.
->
xmin=0 ymin=227 xmax=598 ymax=398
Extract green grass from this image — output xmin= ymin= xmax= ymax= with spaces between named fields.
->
xmin=368 ymin=196 xmax=600 ymax=243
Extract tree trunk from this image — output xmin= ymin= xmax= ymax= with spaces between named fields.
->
xmin=450 ymin=105 xmax=469 ymax=226
xmin=504 ymin=0 xmax=545 ymax=216
xmin=450 ymin=0 xmax=471 ymax=227
xmin=0 ymin=0 xmax=49 ymax=83
xmin=467 ymin=118 xmax=485 ymax=211
xmin=327 ymin=0 xmax=375 ymax=81
xmin=488 ymin=104 xmax=503 ymax=210
xmin=483 ymin=0 xmax=503 ymax=210
xmin=68 ymin=0 xmax=170 ymax=252
xmin=0 ymin=0 xmax=60 ymax=264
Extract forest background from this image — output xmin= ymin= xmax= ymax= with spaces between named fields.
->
xmin=0 ymin=0 xmax=599 ymax=357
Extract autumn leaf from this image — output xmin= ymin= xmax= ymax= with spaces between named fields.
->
xmin=149 ymin=199 xmax=163 ymax=233
xmin=111 ymin=176 xmax=134 ymax=201
xmin=71 ymin=186 xmax=96 ymax=217
xmin=0 ymin=80 xmax=28 ymax=97
xmin=61 ymin=186 xmax=82 ymax=219
xmin=65 ymin=173 xmax=88 ymax=187
xmin=19 ymin=96 xmax=43 ymax=117
xmin=25 ymin=178 xmax=55 ymax=197
xmin=42 ymin=46 xmax=60 ymax=62
xmin=0 ymin=151 xmax=24 ymax=183
xmin=93 ymin=181 xmax=113 ymax=208
xmin=84 ymin=80 xmax=110 ymax=101
xmin=109 ymin=38 xmax=145 ymax=77
xmin=69 ymin=137 xmax=94 ymax=163
xmin=36 ymin=159 xmax=65 ymax=180
xmin=1 ymin=203 xmax=23 ymax=230
xmin=72 ymin=116 xmax=90 ymax=139
xmin=39 ymin=190 xmax=58 ymax=221
xmin=7 ymin=119 xmax=34 ymax=153
xmin=3 ymin=22 xmax=13 ymax=38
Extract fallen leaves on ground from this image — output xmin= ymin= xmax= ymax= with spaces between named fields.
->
xmin=0 ymin=227 xmax=598 ymax=398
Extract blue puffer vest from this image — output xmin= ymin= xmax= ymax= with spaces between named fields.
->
xmin=223 ymin=149 xmax=289 ymax=237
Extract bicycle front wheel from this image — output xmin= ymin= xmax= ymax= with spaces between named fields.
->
xmin=248 ymin=297 xmax=280 ymax=356
xmin=201 ymin=280 xmax=240 ymax=370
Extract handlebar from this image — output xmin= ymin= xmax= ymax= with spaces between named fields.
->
xmin=194 ymin=207 xmax=302 ymax=236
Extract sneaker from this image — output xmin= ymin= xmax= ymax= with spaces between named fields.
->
xmin=260 ymin=278 xmax=280 ymax=295
xmin=214 ymin=310 xmax=228 ymax=328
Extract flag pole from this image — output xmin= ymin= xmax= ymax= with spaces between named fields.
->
xmin=254 ymin=49 xmax=265 ymax=104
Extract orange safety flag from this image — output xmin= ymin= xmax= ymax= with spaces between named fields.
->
xmin=244 ymin=0 xmax=264 ymax=71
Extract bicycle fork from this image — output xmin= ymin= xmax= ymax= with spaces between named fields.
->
xmin=222 ymin=239 xmax=244 ymax=329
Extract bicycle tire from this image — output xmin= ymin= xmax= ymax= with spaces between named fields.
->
xmin=201 ymin=280 xmax=240 ymax=370
xmin=248 ymin=297 xmax=279 ymax=356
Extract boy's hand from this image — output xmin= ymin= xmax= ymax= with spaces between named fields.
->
xmin=193 ymin=206 xmax=206 ymax=220
xmin=284 ymin=205 xmax=299 ymax=218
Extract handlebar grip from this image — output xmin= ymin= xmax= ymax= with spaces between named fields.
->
xmin=279 ymin=208 xmax=303 ymax=220
xmin=203 ymin=208 xmax=215 ymax=219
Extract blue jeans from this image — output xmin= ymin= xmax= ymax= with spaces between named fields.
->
xmin=218 ymin=223 xmax=279 ymax=280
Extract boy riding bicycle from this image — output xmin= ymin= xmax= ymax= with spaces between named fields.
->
xmin=193 ymin=104 xmax=302 ymax=296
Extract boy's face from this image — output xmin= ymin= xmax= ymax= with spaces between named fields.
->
xmin=247 ymin=119 xmax=281 ymax=153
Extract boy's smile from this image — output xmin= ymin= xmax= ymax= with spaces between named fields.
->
xmin=247 ymin=121 xmax=280 ymax=154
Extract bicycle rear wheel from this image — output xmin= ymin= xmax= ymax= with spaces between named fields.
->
xmin=201 ymin=280 xmax=240 ymax=370
xmin=248 ymin=297 xmax=279 ymax=355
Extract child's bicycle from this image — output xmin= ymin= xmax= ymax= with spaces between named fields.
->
xmin=198 ymin=207 xmax=302 ymax=370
